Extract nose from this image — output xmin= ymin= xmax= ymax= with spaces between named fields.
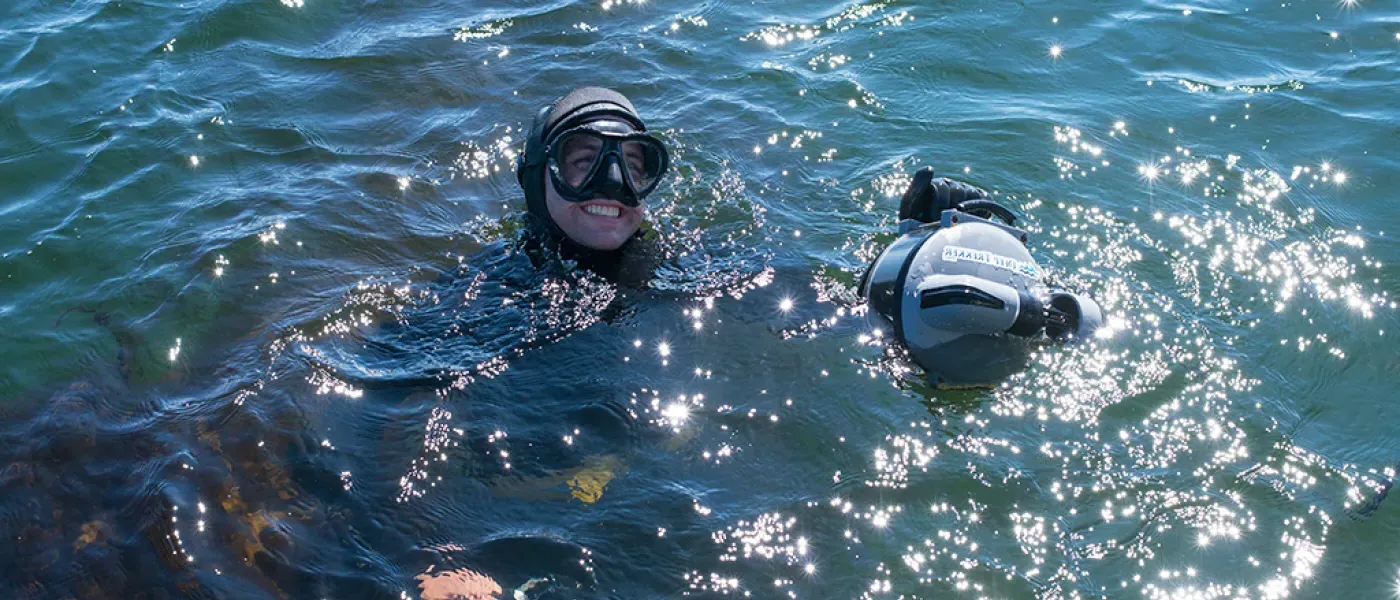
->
xmin=595 ymin=157 xmax=638 ymax=206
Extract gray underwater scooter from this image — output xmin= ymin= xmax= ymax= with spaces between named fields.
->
xmin=859 ymin=168 xmax=1103 ymax=387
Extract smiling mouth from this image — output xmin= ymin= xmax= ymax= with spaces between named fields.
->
xmin=583 ymin=204 xmax=621 ymax=218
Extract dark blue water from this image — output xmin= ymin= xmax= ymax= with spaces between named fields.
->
xmin=3 ymin=0 xmax=1399 ymax=598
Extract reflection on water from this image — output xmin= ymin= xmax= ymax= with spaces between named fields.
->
xmin=3 ymin=0 xmax=1399 ymax=597
xmin=666 ymin=111 xmax=1392 ymax=597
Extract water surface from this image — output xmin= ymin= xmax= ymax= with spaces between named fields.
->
xmin=2 ymin=0 xmax=1398 ymax=598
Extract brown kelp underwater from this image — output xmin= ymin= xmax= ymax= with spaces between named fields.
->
xmin=4 ymin=316 xmax=474 ymax=598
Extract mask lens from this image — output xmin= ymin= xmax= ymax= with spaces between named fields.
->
xmin=620 ymin=138 xmax=666 ymax=192
xmin=555 ymin=132 xmax=604 ymax=189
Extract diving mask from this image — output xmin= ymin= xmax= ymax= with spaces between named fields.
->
xmin=545 ymin=119 xmax=669 ymax=207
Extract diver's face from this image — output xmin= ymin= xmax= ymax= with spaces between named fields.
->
xmin=543 ymin=121 xmax=646 ymax=251
xmin=545 ymin=175 xmax=644 ymax=251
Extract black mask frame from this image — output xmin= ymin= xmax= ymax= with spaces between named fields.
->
xmin=544 ymin=121 xmax=669 ymax=207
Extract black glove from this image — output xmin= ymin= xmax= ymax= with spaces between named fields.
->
xmin=897 ymin=166 xmax=993 ymax=224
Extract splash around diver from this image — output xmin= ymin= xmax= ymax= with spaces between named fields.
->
xmin=860 ymin=167 xmax=1103 ymax=388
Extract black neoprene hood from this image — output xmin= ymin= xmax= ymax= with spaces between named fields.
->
xmin=517 ymin=87 xmax=648 ymax=223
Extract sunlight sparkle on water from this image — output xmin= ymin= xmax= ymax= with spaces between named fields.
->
xmin=779 ymin=297 xmax=795 ymax=313
xmin=871 ymin=512 xmax=889 ymax=528
xmin=658 ymin=342 xmax=672 ymax=357
xmin=1048 ymin=44 xmax=1063 ymax=59
xmin=662 ymin=402 xmax=690 ymax=425
xmin=1139 ymin=163 xmax=1162 ymax=182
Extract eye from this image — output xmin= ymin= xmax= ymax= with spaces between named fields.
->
xmin=560 ymin=136 xmax=601 ymax=163
xmin=566 ymin=149 xmax=597 ymax=164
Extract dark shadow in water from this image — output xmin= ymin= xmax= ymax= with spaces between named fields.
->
xmin=2 ymin=222 xmax=776 ymax=599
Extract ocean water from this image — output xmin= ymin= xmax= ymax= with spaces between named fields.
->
xmin=2 ymin=0 xmax=1398 ymax=598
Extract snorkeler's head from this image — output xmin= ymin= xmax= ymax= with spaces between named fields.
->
xmin=518 ymin=87 xmax=669 ymax=251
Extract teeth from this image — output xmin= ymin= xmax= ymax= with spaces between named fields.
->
xmin=584 ymin=204 xmax=620 ymax=218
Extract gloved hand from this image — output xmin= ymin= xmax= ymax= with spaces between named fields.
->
xmin=897 ymin=166 xmax=992 ymax=224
